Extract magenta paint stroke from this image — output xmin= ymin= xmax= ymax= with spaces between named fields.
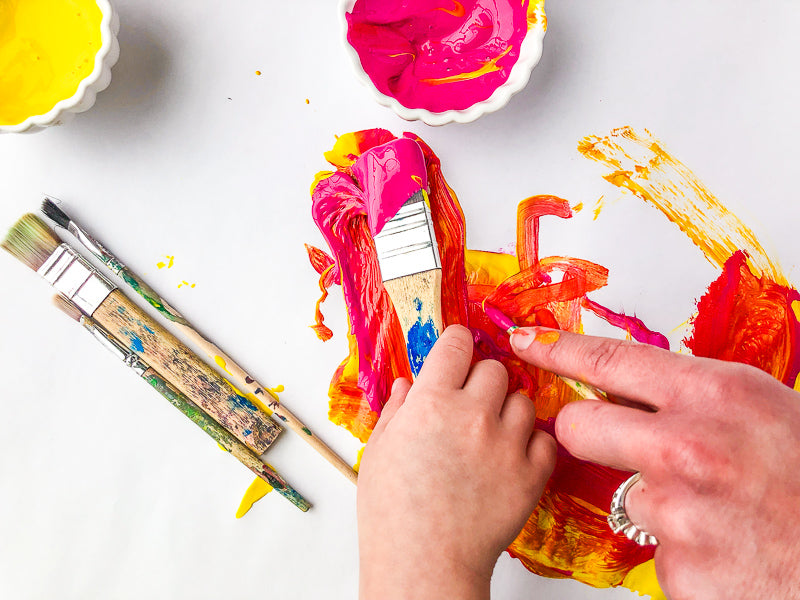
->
xmin=346 ymin=0 xmax=530 ymax=112
xmin=311 ymin=134 xmax=430 ymax=411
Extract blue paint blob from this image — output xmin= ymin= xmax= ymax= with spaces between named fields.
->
xmin=129 ymin=336 xmax=144 ymax=353
xmin=230 ymin=394 xmax=258 ymax=412
xmin=243 ymin=428 xmax=253 ymax=436
xmin=406 ymin=297 xmax=439 ymax=376
xmin=143 ymin=324 xmax=155 ymax=335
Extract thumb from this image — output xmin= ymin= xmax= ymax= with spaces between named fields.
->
xmin=370 ymin=377 xmax=412 ymax=439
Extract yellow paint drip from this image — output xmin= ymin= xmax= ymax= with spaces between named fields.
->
xmin=353 ymin=445 xmax=366 ymax=473
xmin=0 ymin=0 xmax=103 ymax=126
xmin=235 ymin=476 xmax=273 ymax=518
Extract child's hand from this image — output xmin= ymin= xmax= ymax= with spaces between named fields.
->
xmin=357 ymin=325 xmax=556 ymax=600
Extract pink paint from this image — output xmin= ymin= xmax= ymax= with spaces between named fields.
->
xmin=346 ymin=0 xmax=530 ymax=113
xmin=311 ymin=135 xmax=430 ymax=411
xmin=351 ymin=137 xmax=429 ymax=236
xmin=483 ymin=303 xmax=518 ymax=333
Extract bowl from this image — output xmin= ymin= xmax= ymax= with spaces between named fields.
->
xmin=0 ymin=0 xmax=120 ymax=134
xmin=339 ymin=0 xmax=547 ymax=126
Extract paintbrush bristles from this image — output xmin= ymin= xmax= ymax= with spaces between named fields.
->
xmin=52 ymin=294 xmax=84 ymax=322
xmin=41 ymin=198 xmax=71 ymax=228
xmin=1 ymin=213 xmax=60 ymax=271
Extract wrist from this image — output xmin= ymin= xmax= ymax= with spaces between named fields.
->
xmin=359 ymin=549 xmax=492 ymax=600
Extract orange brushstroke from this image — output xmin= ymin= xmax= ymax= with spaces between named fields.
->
xmin=535 ymin=330 xmax=560 ymax=344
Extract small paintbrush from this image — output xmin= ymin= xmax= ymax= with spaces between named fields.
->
xmin=371 ymin=147 xmax=443 ymax=377
xmin=41 ymin=198 xmax=357 ymax=485
xmin=2 ymin=214 xmax=280 ymax=455
xmin=483 ymin=303 xmax=608 ymax=402
xmin=53 ymin=294 xmax=310 ymax=512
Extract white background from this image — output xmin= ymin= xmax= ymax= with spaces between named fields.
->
xmin=1 ymin=1 xmax=799 ymax=598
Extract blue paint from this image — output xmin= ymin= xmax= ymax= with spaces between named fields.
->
xmin=129 ymin=336 xmax=144 ymax=353
xmin=243 ymin=428 xmax=252 ymax=436
xmin=230 ymin=394 xmax=258 ymax=412
xmin=142 ymin=324 xmax=155 ymax=335
xmin=406 ymin=297 xmax=439 ymax=376
xmin=117 ymin=306 xmax=126 ymax=315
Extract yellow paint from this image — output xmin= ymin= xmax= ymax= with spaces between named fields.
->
xmin=592 ymin=195 xmax=604 ymax=221
xmin=156 ymin=255 xmax=174 ymax=269
xmin=255 ymin=70 xmax=261 ymax=76
xmin=534 ymin=330 xmax=560 ymax=345
xmin=235 ymin=476 xmax=273 ymax=518
xmin=526 ymin=0 xmax=547 ymax=31
xmin=572 ymin=202 xmax=584 ymax=212
xmin=464 ymin=249 xmax=520 ymax=286
xmin=217 ymin=443 xmax=228 ymax=452
xmin=421 ymin=46 xmax=512 ymax=85
xmin=214 ymin=355 xmax=233 ymax=375
xmin=178 ymin=280 xmax=196 ymax=288
xmin=621 ymin=560 xmax=666 ymax=599
xmin=579 ymin=127 xmax=787 ymax=285
xmin=310 ymin=170 xmax=335 ymax=195
xmin=323 ymin=132 xmax=362 ymax=168
xmin=305 ymin=98 xmax=310 ymax=104
xmin=0 ymin=0 xmax=103 ymax=126
xmin=353 ymin=445 xmax=366 ymax=473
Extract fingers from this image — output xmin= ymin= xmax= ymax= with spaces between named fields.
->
xmin=372 ymin=377 xmax=412 ymax=438
xmin=499 ymin=392 xmax=536 ymax=436
xmin=554 ymin=399 xmax=661 ymax=472
xmin=415 ymin=325 xmax=475 ymax=390
xmin=510 ymin=327 xmax=694 ymax=410
xmin=464 ymin=359 xmax=509 ymax=413
xmin=527 ymin=430 xmax=557 ymax=478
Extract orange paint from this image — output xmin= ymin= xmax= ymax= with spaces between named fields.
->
xmin=534 ymin=330 xmax=560 ymax=345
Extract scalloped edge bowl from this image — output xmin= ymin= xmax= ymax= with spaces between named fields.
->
xmin=339 ymin=0 xmax=547 ymax=126
xmin=0 ymin=0 xmax=120 ymax=134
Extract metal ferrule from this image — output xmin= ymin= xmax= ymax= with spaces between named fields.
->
xmin=37 ymin=244 xmax=116 ymax=314
xmin=373 ymin=190 xmax=441 ymax=281
xmin=68 ymin=222 xmax=126 ymax=275
xmin=81 ymin=317 xmax=150 ymax=377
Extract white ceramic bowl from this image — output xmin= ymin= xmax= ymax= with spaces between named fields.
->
xmin=339 ymin=0 xmax=547 ymax=126
xmin=0 ymin=0 xmax=120 ymax=134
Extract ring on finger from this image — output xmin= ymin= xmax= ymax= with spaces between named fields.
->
xmin=607 ymin=472 xmax=659 ymax=546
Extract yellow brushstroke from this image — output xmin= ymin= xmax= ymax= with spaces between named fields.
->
xmin=354 ymin=445 xmax=366 ymax=473
xmin=421 ymin=46 xmax=512 ymax=85
xmin=527 ymin=0 xmax=547 ymax=31
xmin=621 ymin=560 xmax=666 ymax=600
xmin=572 ymin=202 xmax=584 ymax=212
xmin=464 ymin=249 xmax=520 ymax=286
xmin=235 ymin=476 xmax=273 ymax=518
xmin=578 ymin=127 xmax=786 ymax=285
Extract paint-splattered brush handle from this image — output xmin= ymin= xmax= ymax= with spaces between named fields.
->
xmin=91 ymin=290 xmax=281 ymax=454
xmin=115 ymin=262 xmax=357 ymax=482
xmin=144 ymin=370 xmax=310 ymax=511
xmin=383 ymin=268 xmax=444 ymax=377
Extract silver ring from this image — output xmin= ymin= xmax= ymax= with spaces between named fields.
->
xmin=607 ymin=472 xmax=659 ymax=546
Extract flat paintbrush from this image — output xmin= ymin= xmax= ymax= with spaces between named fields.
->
xmin=371 ymin=168 xmax=443 ymax=377
xmin=42 ymin=198 xmax=357 ymax=485
xmin=2 ymin=214 xmax=280 ymax=455
xmin=53 ymin=295 xmax=310 ymax=512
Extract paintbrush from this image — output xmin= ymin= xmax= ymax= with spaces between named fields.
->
xmin=2 ymin=214 xmax=280 ymax=455
xmin=42 ymin=198 xmax=357 ymax=485
xmin=483 ymin=303 xmax=608 ymax=402
xmin=372 ymin=178 xmax=443 ymax=377
xmin=52 ymin=294 xmax=310 ymax=512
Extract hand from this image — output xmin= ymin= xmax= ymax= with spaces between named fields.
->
xmin=357 ymin=325 xmax=556 ymax=600
xmin=510 ymin=326 xmax=800 ymax=600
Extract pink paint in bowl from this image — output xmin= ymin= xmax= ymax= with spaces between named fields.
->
xmin=341 ymin=0 xmax=546 ymax=125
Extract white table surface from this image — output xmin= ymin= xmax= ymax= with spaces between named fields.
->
xmin=1 ymin=1 xmax=798 ymax=598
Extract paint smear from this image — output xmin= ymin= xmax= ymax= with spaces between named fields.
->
xmin=534 ymin=330 xmax=560 ymax=344
xmin=306 ymin=127 xmax=800 ymax=596
xmin=156 ymin=255 xmax=174 ymax=269
xmin=236 ymin=476 xmax=273 ymax=518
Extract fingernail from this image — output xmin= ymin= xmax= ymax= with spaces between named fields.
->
xmin=510 ymin=328 xmax=534 ymax=351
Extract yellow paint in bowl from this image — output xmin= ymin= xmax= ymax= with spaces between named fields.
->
xmin=0 ymin=0 xmax=103 ymax=127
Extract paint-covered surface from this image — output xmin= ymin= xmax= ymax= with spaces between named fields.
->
xmin=307 ymin=128 xmax=800 ymax=594
xmin=346 ymin=0 xmax=544 ymax=112
xmin=0 ymin=0 xmax=102 ymax=126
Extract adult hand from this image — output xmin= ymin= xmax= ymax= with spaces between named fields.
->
xmin=358 ymin=325 xmax=556 ymax=600
xmin=511 ymin=326 xmax=800 ymax=600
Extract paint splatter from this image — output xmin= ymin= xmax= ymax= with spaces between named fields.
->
xmin=306 ymin=128 xmax=800 ymax=595
xmin=236 ymin=476 xmax=273 ymax=518
xmin=156 ymin=255 xmax=174 ymax=269
xmin=214 ymin=355 xmax=233 ymax=375
xmin=255 ymin=70 xmax=262 ymax=76
xmin=178 ymin=281 xmax=196 ymax=289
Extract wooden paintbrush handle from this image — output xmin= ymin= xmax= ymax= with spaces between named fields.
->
xmin=176 ymin=329 xmax=358 ymax=485
xmin=92 ymin=290 xmax=280 ymax=454
xmin=383 ymin=269 xmax=444 ymax=377
xmin=143 ymin=368 xmax=310 ymax=511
